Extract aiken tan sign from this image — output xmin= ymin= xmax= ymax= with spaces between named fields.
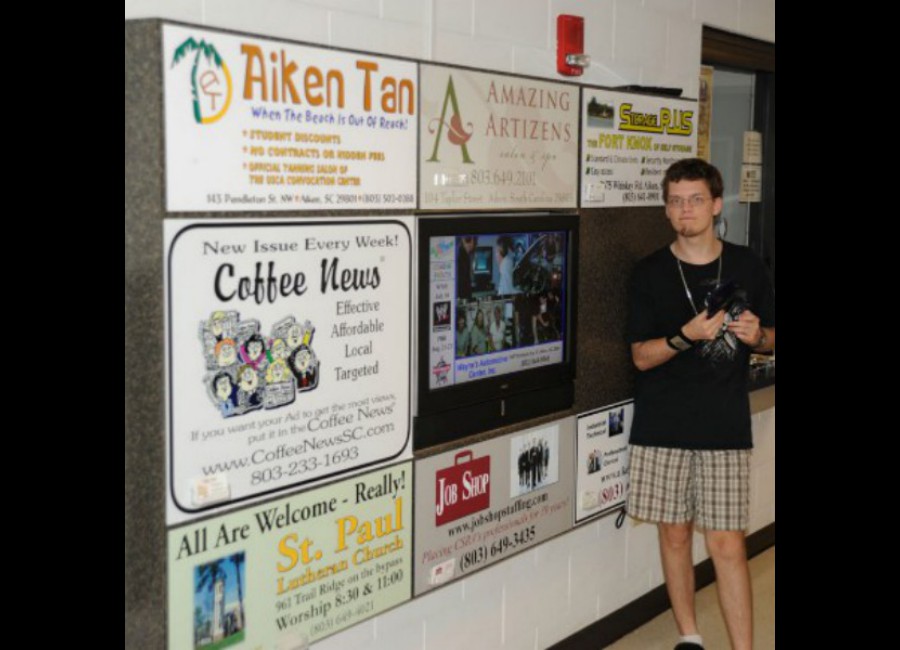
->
xmin=434 ymin=450 xmax=491 ymax=526
xmin=163 ymin=24 xmax=417 ymax=212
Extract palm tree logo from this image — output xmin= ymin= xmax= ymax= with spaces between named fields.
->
xmin=172 ymin=37 xmax=233 ymax=125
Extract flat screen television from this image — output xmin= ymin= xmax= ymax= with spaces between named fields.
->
xmin=416 ymin=212 xmax=579 ymax=449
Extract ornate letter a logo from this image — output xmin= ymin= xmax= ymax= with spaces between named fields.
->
xmin=427 ymin=76 xmax=474 ymax=164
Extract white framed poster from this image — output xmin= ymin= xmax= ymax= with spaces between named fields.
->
xmin=581 ymin=89 xmax=698 ymax=207
xmin=574 ymin=400 xmax=633 ymax=524
xmin=742 ymin=130 xmax=763 ymax=164
xmin=163 ymin=24 xmax=417 ymax=211
xmin=413 ymin=418 xmax=575 ymax=596
xmin=419 ymin=64 xmax=578 ymax=210
xmin=739 ymin=164 xmax=762 ymax=202
xmin=164 ymin=218 xmax=412 ymax=525
xmin=167 ymin=462 xmax=412 ymax=649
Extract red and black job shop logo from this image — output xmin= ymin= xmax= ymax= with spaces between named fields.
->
xmin=435 ymin=450 xmax=490 ymax=526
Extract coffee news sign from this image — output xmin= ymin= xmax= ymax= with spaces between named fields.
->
xmin=164 ymin=218 xmax=412 ymax=525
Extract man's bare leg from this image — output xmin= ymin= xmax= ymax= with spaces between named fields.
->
xmin=658 ymin=522 xmax=699 ymax=636
xmin=705 ymin=529 xmax=752 ymax=650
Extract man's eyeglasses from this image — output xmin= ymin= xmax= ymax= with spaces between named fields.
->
xmin=666 ymin=195 xmax=710 ymax=209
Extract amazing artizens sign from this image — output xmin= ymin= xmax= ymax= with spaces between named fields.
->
xmin=419 ymin=65 xmax=578 ymax=210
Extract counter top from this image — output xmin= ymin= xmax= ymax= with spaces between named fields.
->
xmin=749 ymin=383 xmax=775 ymax=414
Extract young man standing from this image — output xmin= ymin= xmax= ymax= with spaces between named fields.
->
xmin=625 ymin=158 xmax=775 ymax=650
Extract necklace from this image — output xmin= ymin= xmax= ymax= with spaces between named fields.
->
xmin=675 ymin=244 xmax=722 ymax=315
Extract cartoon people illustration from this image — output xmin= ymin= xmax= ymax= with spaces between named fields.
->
xmin=240 ymin=333 xmax=267 ymax=370
xmin=265 ymin=359 xmax=290 ymax=384
xmin=211 ymin=372 xmax=239 ymax=417
xmin=286 ymin=323 xmax=305 ymax=350
xmin=267 ymin=338 xmax=288 ymax=363
xmin=236 ymin=365 xmax=263 ymax=410
xmin=214 ymin=339 xmax=238 ymax=368
xmin=288 ymin=345 xmax=318 ymax=390
xmin=208 ymin=311 xmax=229 ymax=341
xmin=203 ymin=312 xmax=320 ymax=417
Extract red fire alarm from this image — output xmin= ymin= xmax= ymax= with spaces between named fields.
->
xmin=557 ymin=14 xmax=589 ymax=76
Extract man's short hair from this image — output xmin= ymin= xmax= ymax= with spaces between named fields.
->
xmin=662 ymin=158 xmax=724 ymax=201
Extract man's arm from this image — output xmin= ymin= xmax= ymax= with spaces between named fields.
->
xmin=630 ymin=338 xmax=678 ymax=372
xmin=631 ymin=309 xmax=727 ymax=372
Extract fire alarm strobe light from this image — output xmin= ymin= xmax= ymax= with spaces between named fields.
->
xmin=557 ymin=14 xmax=590 ymax=76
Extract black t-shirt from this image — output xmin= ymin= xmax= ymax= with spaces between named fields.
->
xmin=625 ymin=241 xmax=776 ymax=450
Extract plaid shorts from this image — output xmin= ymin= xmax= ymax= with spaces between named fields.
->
xmin=626 ymin=445 xmax=751 ymax=531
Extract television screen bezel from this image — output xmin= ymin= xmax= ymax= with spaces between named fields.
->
xmin=416 ymin=212 xmax=579 ymax=437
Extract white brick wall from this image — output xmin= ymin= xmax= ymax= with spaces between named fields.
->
xmin=695 ymin=0 xmax=741 ymax=32
xmin=615 ymin=3 xmax=668 ymax=71
xmin=303 ymin=0 xmax=380 ymax=17
xmin=125 ymin=0 xmax=201 ymax=22
xmin=433 ymin=29 xmax=514 ymax=70
xmin=203 ymin=0 xmax=330 ymax=44
xmin=665 ymin=13 xmax=704 ymax=99
xmin=645 ymin=0 xmax=694 ymax=19
xmin=434 ymin=0 xmax=472 ymax=36
xmin=475 ymin=0 xmax=548 ymax=46
xmin=126 ymin=0 xmax=774 ymax=97
xmin=331 ymin=8 xmax=426 ymax=59
xmin=739 ymin=0 xmax=776 ymax=42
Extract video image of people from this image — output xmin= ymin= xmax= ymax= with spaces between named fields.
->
xmin=453 ymin=231 xmax=566 ymax=359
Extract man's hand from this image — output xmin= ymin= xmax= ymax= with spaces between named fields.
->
xmin=727 ymin=309 xmax=762 ymax=346
xmin=682 ymin=309 xmax=726 ymax=342
xmin=632 ymin=310 xmax=724 ymax=371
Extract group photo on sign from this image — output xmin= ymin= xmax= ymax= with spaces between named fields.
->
xmin=454 ymin=230 xmax=566 ymax=357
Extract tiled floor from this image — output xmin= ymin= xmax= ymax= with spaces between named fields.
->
xmin=606 ymin=547 xmax=775 ymax=649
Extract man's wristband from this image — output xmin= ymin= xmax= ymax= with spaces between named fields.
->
xmin=666 ymin=329 xmax=695 ymax=352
